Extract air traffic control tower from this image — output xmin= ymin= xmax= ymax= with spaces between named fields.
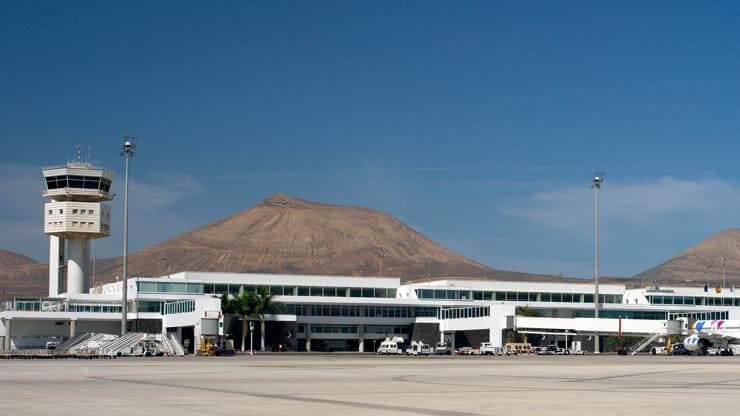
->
xmin=43 ymin=158 xmax=114 ymax=297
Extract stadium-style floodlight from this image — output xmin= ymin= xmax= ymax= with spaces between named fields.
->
xmin=119 ymin=135 xmax=137 ymax=335
xmin=591 ymin=171 xmax=604 ymax=354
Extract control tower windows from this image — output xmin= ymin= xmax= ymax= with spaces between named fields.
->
xmin=44 ymin=175 xmax=112 ymax=192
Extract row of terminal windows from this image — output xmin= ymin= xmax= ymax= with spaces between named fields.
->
xmin=66 ymin=303 xmax=122 ymax=313
xmin=648 ymin=296 xmax=740 ymax=306
xmin=8 ymin=300 xmax=122 ymax=313
xmin=668 ymin=311 xmax=730 ymax=321
xmin=136 ymin=281 xmax=397 ymax=298
xmin=297 ymin=325 xmax=409 ymax=336
xmin=414 ymin=289 xmax=622 ymax=304
xmin=137 ymin=282 xmax=203 ymax=294
xmin=309 ymin=325 xmax=358 ymax=334
xmin=45 ymin=175 xmax=112 ymax=192
xmin=573 ymin=310 xmax=730 ymax=321
xmin=163 ymin=300 xmax=195 ymax=315
xmin=439 ymin=306 xmax=491 ymax=320
xmin=364 ymin=325 xmax=409 ymax=335
xmin=276 ymin=304 xmax=438 ymax=318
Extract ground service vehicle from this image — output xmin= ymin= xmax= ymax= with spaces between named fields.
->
xmin=435 ymin=342 xmax=453 ymax=355
xmin=480 ymin=342 xmax=501 ymax=355
xmin=406 ymin=341 xmax=431 ymax=356
xmin=377 ymin=336 xmax=405 ymax=355
xmin=504 ymin=343 xmax=531 ymax=355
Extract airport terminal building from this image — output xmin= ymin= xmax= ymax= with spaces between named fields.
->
xmin=1 ymin=158 xmax=737 ymax=354
xmin=2 ymin=271 xmax=737 ymax=353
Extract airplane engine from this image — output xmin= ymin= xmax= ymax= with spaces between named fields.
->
xmin=683 ymin=336 xmax=709 ymax=354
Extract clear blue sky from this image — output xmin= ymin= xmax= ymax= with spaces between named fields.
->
xmin=2 ymin=1 xmax=740 ymax=278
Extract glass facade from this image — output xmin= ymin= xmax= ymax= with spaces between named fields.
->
xmin=364 ymin=325 xmax=409 ymax=335
xmin=141 ymin=281 xmax=397 ymax=298
xmin=45 ymin=175 xmax=112 ymax=192
xmin=310 ymin=325 xmax=358 ymax=334
xmin=415 ymin=289 xmax=621 ymax=304
xmin=283 ymin=304 xmax=435 ymax=318
xmin=439 ymin=306 xmax=490 ymax=320
xmin=163 ymin=299 xmax=195 ymax=315
xmin=647 ymin=295 xmax=740 ymax=306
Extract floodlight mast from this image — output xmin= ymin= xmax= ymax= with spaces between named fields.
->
xmin=592 ymin=171 xmax=604 ymax=354
xmin=120 ymin=135 xmax=137 ymax=335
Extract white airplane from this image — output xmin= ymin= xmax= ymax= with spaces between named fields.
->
xmin=683 ymin=320 xmax=740 ymax=355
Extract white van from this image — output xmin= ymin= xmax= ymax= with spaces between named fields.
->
xmin=377 ymin=336 xmax=405 ymax=355
xmin=406 ymin=341 xmax=431 ymax=356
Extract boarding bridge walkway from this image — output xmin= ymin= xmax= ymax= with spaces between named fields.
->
xmin=515 ymin=317 xmax=685 ymax=337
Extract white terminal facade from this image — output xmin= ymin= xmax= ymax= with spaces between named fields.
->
xmin=0 ymin=159 xmax=739 ymax=353
xmin=2 ymin=271 xmax=739 ymax=353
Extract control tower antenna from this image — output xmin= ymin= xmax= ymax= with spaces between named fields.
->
xmin=591 ymin=170 xmax=604 ymax=354
xmin=120 ymin=134 xmax=137 ymax=335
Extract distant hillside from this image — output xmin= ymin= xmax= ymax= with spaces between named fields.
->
xmin=634 ymin=229 xmax=740 ymax=286
xmin=0 ymin=249 xmax=45 ymax=300
xmin=0 ymin=249 xmax=37 ymax=268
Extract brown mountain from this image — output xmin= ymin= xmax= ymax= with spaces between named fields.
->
xmin=93 ymin=193 xmax=497 ymax=281
xmin=0 ymin=249 xmax=47 ymax=301
xmin=0 ymin=249 xmax=38 ymax=268
xmin=1 ymin=193 xmax=564 ymax=300
xmin=634 ymin=229 xmax=740 ymax=286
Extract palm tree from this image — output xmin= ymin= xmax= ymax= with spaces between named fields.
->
xmin=230 ymin=291 xmax=256 ymax=352
xmin=253 ymin=287 xmax=278 ymax=351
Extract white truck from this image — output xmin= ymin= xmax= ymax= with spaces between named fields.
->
xmin=480 ymin=342 xmax=502 ymax=356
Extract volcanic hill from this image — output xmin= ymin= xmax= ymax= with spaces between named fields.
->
xmin=0 ymin=249 xmax=47 ymax=300
xmin=92 ymin=193 xmax=497 ymax=281
xmin=634 ymin=229 xmax=740 ymax=286
xmin=0 ymin=193 xmax=565 ymax=300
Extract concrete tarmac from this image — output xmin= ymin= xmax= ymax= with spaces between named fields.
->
xmin=1 ymin=354 xmax=739 ymax=415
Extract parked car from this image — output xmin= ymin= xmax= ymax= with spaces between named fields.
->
xmin=45 ymin=341 xmax=60 ymax=351
xmin=457 ymin=347 xmax=476 ymax=355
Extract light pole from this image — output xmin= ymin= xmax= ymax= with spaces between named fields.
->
xmin=592 ymin=171 xmax=604 ymax=354
xmin=120 ymin=135 xmax=137 ymax=335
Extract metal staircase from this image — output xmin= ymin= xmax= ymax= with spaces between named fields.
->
xmin=630 ymin=333 xmax=661 ymax=355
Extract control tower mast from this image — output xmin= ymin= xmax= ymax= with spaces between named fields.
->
xmin=43 ymin=151 xmax=114 ymax=297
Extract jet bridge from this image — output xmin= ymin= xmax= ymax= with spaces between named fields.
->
xmin=515 ymin=316 xmax=686 ymax=336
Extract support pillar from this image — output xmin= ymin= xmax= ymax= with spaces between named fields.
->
xmin=49 ymin=236 xmax=63 ymax=297
xmin=305 ymin=337 xmax=311 ymax=352
xmin=4 ymin=319 xmax=11 ymax=352
xmin=66 ymin=239 xmax=88 ymax=295
xmin=70 ymin=319 xmax=76 ymax=339
xmin=358 ymin=324 xmax=364 ymax=352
